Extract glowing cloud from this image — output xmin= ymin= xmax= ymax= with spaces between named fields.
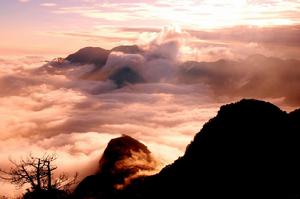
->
xmin=40 ymin=3 xmax=57 ymax=7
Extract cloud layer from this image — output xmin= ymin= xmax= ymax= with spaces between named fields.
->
xmin=0 ymin=57 xmax=218 ymax=196
xmin=1 ymin=26 xmax=300 ymax=197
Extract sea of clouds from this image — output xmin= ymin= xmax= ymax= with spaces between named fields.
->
xmin=1 ymin=26 xmax=299 ymax=197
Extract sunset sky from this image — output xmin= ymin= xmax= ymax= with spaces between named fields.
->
xmin=1 ymin=0 xmax=300 ymax=197
xmin=1 ymin=0 xmax=300 ymax=56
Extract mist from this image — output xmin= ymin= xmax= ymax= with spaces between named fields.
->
xmin=1 ymin=25 xmax=300 ymax=197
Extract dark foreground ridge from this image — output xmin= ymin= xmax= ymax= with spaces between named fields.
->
xmin=72 ymin=99 xmax=300 ymax=199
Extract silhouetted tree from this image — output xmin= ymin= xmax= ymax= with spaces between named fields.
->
xmin=0 ymin=153 xmax=77 ymax=198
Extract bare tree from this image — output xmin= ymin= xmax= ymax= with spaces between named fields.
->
xmin=0 ymin=153 xmax=77 ymax=193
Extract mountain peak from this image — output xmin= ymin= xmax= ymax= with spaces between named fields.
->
xmin=65 ymin=47 xmax=110 ymax=67
xmin=111 ymin=45 xmax=143 ymax=54
xmin=74 ymin=135 xmax=157 ymax=198
xmin=121 ymin=99 xmax=300 ymax=199
xmin=99 ymin=134 xmax=152 ymax=174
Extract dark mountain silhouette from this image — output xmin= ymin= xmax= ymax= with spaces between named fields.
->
xmin=23 ymin=189 xmax=69 ymax=199
xmin=109 ymin=67 xmax=144 ymax=88
xmin=65 ymin=45 xmax=143 ymax=69
xmin=72 ymin=99 xmax=300 ymax=199
xmin=118 ymin=99 xmax=300 ymax=199
xmin=80 ymin=65 xmax=144 ymax=87
xmin=55 ymin=46 xmax=300 ymax=104
xmin=179 ymin=56 xmax=300 ymax=106
xmin=73 ymin=135 xmax=157 ymax=199
xmin=289 ymin=108 xmax=300 ymax=127
xmin=289 ymin=108 xmax=300 ymax=143
xmin=64 ymin=45 xmax=144 ymax=87
xmin=65 ymin=47 xmax=110 ymax=68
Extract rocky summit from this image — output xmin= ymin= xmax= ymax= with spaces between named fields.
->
xmin=73 ymin=135 xmax=157 ymax=199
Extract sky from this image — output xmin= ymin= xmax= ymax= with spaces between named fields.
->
xmin=1 ymin=0 xmax=300 ymax=56
xmin=1 ymin=0 xmax=300 ymax=197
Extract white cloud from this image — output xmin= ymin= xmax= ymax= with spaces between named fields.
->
xmin=0 ymin=55 xmax=219 ymax=196
xmin=40 ymin=3 xmax=57 ymax=7
xmin=52 ymin=0 xmax=300 ymax=28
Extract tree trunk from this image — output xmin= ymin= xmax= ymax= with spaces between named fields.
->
xmin=36 ymin=159 xmax=41 ymax=191
xmin=21 ymin=165 xmax=36 ymax=190
xmin=47 ymin=161 xmax=52 ymax=190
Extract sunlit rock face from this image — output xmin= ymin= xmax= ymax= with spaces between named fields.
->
xmin=98 ymin=135 xmax=156 ymax=185
xmin=73 ymin=135 xmax=157 ymax=199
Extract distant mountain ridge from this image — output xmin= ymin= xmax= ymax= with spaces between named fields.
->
xmin=65 ymin=45 xmax=143 ymax=68
xmin=47 ymin=46 xmax=300 ymax=105
xmin=73 ymin=99 xmax=300 ymax=199
xmin=66 ymin=47 xmax=110 ymax=67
